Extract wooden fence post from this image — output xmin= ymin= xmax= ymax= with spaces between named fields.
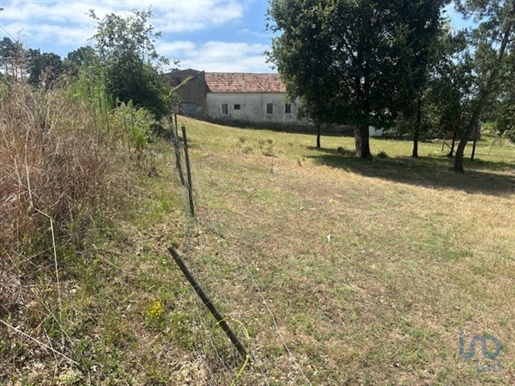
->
xmin=167 ymin=246 xmax=248 ymax=359
xmin=181 ymin=124 xmax=195 ymax=217
xmin=167 ymin=116 xmax=186 ymax=186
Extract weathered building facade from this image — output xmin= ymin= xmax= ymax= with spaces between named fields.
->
xmin=164 ymin=69 xmax=310 ymax=127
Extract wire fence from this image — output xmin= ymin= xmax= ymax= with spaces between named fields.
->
xmin=168 ymin=116 xmax=313 ymax=385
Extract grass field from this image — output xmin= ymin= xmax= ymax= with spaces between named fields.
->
xmin=3 ymin=116 xmax=515 ymax=385
xmin=167 ymin=118 xmax=515 ymax=385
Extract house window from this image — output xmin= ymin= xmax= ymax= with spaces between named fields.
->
xmin=221 ymin=103 xmax=229 ymax=115
xmin=234 ymin=104 xmax=241 ymax=110
xmin=285 ymin=103 xmax=292 ymax=114
xmin=266 ymin=103 xmax=274 ymax=114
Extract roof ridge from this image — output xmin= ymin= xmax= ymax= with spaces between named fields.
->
xmin=204 ymin=72 xmax=285 ymax=93
xmin=205 ymin=72 xmax=280 ymax=75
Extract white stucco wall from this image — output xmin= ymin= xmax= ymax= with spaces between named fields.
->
xmin=369 ymin=126 xmax=384 ymax=137
xmin=206 ymin=93 xmax=310 ymax=126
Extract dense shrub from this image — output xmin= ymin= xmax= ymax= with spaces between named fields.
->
xmin=109 ymin=101 xmax=157 ymax=151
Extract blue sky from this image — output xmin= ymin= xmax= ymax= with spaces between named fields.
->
xmin=0 ymin=1 xmax=469 ymax=73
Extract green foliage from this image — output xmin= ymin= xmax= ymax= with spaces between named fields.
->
xmin=0 ymin=38 xmax=66 ymax=88
xmin=67 ymin=66 xmax=113 ymax=134
xmin=490 ymin=52 xmax=515 ymax=142
xmin=109 ymin=101 xmax=157 ymax=151
xmin=393 ymin=1 xmax=450 ymax=118
xmin=106 ymin=58 xmax=169 ymax=118
xmin=67 ymin=49 xmax=158 ymax=152
xmin=425 ymin=30 xmax=475 ymax=137
xmin=0 ymin=37 xmax=25 ymax=79
xmin=62 ymin=46 xmax=96 ymax=79
xmin=27 ymin=49 xmax=63 ymax=87
xmin=66 ymin=46 xmax=95 ymax=67
xmin=452 ymin=0 xmax=515 ymax=171
xmin=89 ymin=9 xmax=173 ymax=119
xmin=268 ymin=0 xmax=449 ymax=158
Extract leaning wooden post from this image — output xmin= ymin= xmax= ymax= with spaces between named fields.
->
xmin=167 ymin=116 xmax=185 ymax=185
xmin=167 ymin=246 xmax=248 ymax=358
xmin=181 ymin=124 xmax=195 ymax=217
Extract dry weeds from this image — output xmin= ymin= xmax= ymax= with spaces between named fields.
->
xmin=0 ymin=79 xmax=135 ymax=383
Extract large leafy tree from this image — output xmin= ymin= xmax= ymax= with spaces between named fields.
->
xmin=268 ymin=0 xmax=448 ymax=159
xmin=453 ymin=0 xmax=515 ymax=172
xmin=90 ymin=9 xmax=171 ymax=119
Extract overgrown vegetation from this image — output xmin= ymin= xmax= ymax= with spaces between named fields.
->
xmin=2 ymin=3 xmax=515 ymax=385
xmin=0 ymin=9 xmax=172 ymax=383
xmin=2 ymin=96 xmax=515 ymax=383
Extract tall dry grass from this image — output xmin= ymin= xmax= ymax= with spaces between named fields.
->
xmin=0 ymin=79 xmax=131 ymax=315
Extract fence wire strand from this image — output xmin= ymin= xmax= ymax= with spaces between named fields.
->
xmin=171 ymin=119 xmax=312 ymax=385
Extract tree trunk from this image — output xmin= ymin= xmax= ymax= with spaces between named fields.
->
xmin=454 ymin=17 xmax=513 ymax=172
xmin=354 ymin=126 xmax=362 ymax=156
xmin=412 ymin=96 xmax=422 ymax=158
xmin=354 ymin=124 xmax=373 ymax=159
xmin=412 ymin=131 xmax=419 ymax=158
xmin=447 ymin=131 xmax=457 ymax=157
xmin=316 ymin=124 xmax=321 ymax=149
xmin=470 ymin=123 xmax=478 ymax=160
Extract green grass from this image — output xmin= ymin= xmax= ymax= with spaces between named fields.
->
xmin=4 ymin=117 xmax=515 ymax=385
xmin=169 ymin=117 xmax=515 ymax=385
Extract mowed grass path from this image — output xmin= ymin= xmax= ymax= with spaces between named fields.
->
xmin=171 ymin=117 xmax=515 ymax=385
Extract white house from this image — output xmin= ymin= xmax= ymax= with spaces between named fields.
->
xmin=204 ymin=72 xmax=310 ymax=126
xmin=166 ymin=70 xmax=310 ymax=127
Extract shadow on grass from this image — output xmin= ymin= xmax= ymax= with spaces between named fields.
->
xmin=309 ymin=148 xmax=515 ymax=196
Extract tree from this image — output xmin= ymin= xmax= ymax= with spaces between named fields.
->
xmin=90 ymin=9 xmax=171 ymax=119
xmin=453 ymin=0 xmax=515 ymax=172
xmin=0 ymin=37 xmax=26 ymax=79
xmin=27 ymin=49 xmax=63 ymax=87
xmin=268 ymin=0 xmax=448 ymax=159
xmin=425 ymin=29 xmax=475 ymax=156
xmin=295 ymin=80 xmax=340 ymax=149
xmin=394 ymin=2 xmax=450 ymax=158
xmin=482 ymin=49 xmax=515 ymax=142
xmin=63 ymin=46 xmax=96 ymax=78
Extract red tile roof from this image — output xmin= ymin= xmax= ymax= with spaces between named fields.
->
xmin=205 ymin=72 xmax=286 ymax=93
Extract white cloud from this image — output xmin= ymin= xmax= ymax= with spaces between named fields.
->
xmin=158 ymin=40 xmax=196 ymax=55
xmin=153 ymin=1 xmax=245 ymax=33
xmin=2 ymin=0 xmax=246 ymax=39
xmin=0 ymin=1 xmax=271 ymax=72
xmin=4 ymin=21 xmax=95 ymax=47
xmin=157 ymin=40 xmax=274 ymax=73
xmin=238 ymin=28 xmax=273 ymax=39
